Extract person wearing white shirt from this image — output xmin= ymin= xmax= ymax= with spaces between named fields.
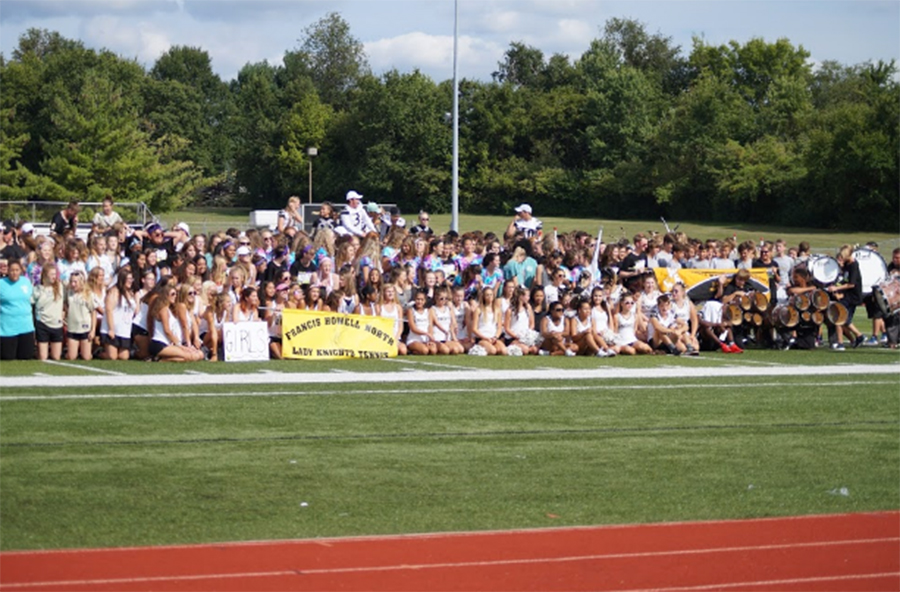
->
xmin=337 ymin=190 xmax=377 ymax=238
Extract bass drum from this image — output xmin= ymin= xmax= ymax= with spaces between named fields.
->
xmin=853 ymin=248 xmax=888 ymax=295
xmin=808 ymin=255 xmax=840 ymax=286
xmin=873 ymin=278 xmax=900 ymax=317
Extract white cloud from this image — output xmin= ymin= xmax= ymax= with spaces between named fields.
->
xmin=366 ymin=32 xmax=504 ymax=82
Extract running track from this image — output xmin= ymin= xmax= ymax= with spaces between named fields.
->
xmin=1 ymin=512 xmax=897 ymax=591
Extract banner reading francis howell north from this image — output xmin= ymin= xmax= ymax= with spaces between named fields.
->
xmin=282 ymin=309 xmax=398 ymax=360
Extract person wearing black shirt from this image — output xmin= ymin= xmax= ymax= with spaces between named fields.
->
xmin=142 ymin=223 xmax=175 ymax=271
xmin=409 ymin=211 xmax=434 ymax=237
xmin=290 ymin=245 xmax=317 ymax=279
xmin=50 ymin=201 xmax=80 ymax=237
xmin=619 ymin=233 xmax=651 ymax=292
xmin=827 ymin=245 xmax=864 ymax=349
xmin=0 ymin=221 xmax=26 ymax=265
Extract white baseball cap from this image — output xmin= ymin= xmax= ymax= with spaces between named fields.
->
xmin=236 ymin=246 xmax=251 ymax=256
xmin=514 ymin=204 xmax=532 ymax=214
xmin=174 ymin=222 xmax=190 ymax=236
xmin=346 ymin=190 xmax=363 ymax=201
xmin=20 ymin=222 xmax=35 ymax=234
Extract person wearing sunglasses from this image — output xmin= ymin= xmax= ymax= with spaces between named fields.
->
xmin=539 ymin=302 xmax=577 ymax=356
xmin=613 ymin=294 xmax=653 ymax=355
xmin=147 ymin=284 xmax=203 ymax=362
xmin=410 ymin=211 xmax=434 ymax=238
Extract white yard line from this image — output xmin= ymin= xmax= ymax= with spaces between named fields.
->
xmin=41 ymin=360 xmax=126 ymax=376
xmin=1 ymin=380 xmax=895 ymax=402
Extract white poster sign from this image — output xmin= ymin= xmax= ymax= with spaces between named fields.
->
xmin=223 ymin=321 xmax=269 ymax=362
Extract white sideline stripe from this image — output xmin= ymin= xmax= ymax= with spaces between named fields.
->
xmin=41 ymin=360 xmax=125 ymax=376
xmin=2 ymin=364 xmax=898 ymax=389
xmin=1 ymin=380 xmax=895 ymax=402
xmin=182 ymin=370 xmax=207 ymax=375
xmin=626 ymin=572 xmax=900 ymax=592
xmin=385 ymin=358 xmax=484 ymax=371
xmin=1 ymin=538 xmax=895 ymax=589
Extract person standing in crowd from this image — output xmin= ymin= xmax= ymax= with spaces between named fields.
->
xmin=32 ymin=264 xmax=65 ymax=361
xmin=277 ymin=196 xmax=305 ymax=239
xmin=337 ymin=191 xmax=377 ymax=238
xmin=65 ymin=270 xmax=96 ymax=360
xmin=409 ymin=211 xmax=434 ymax=237
xmin=51 ymin=200 xmax=80 ymax=238
xmin=0 ymin=260 xmax=36 ymax=360
xmin=618 ymin=233 xmax=651 ymax=291
xmin=505 ymin=203 xmax=543 ymax=241
xmin=1 ymin=221 xmax=27 ymax=265
xmin=100 ymin=268 xmax=136 ymax=360
xmin=92 ymin=196 xmax=123 ymax=232
xmin=143 ymin=223 xmax=175 ymax=272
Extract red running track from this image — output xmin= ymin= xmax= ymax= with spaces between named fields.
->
xmin=1 ymin=511 xmax=897 ymax=591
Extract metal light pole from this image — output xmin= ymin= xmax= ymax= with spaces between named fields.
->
xmin=451 ymin=0 xmax=459 ymax=233
xmin=307 ymin=147 xmax=318 ymax=204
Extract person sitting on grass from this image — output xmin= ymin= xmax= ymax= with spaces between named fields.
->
xmin=649 ymin=294 xmax=688 ymax=355
xmin=147 ymin=284 xmax=204 ymax=362
xmin=470 ymin=286 xmax=507 ymax=356
xmin=406 ymin=289 xmax=438 ymax=355
xmin=569 ymin=297 xmax=602 ymax=357
xmin=431 ymin=287 xmax=464 ymax=355
xmin=539 ymin=301 xmax=577 ymax=356
xmin=504 ymin=286 xmax=539 ymax=355
xmin=613 ymin=293 xmax=653 ymax=355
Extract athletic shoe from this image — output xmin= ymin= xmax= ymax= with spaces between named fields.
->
xmin=538 ymin=349 xmax=549 ymax=356
xmin=728 ymin=342 xmax=744 ymax=354
xmin=864 ymin=336 xmax=879 ymax=347
xmin=831 ymin=342 xmax=846 ymax=351
xmin=565 ymin=349 xmax=576 ymax=357
xmin=595 ymin=349 xmax=608 ymax=358
xmin=852 ymin=335 xmax=865 ymax=349
xmin=719 ymin=341 xmax=731 ymax=353
xmin=783 ymin=337 xmax=796 ymax=351
xmin=605 ymin=349 xmax=617 ymax=357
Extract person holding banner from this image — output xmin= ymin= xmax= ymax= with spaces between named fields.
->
xmin=379 ymin=283 xmax=407 ymax=356
xmin=266 ymin=283 xmax=288 ymax=359
xmin=233 ymin=286 xmax=260 ymax=322
xmin=406 ymin=289 xmax=438 ymax=355
xmin=200 ymin=293 xmax=231 ymax=362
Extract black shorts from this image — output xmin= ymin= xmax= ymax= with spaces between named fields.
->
xmin=270 ymin=336 xmax=282 ymax=344
xmin=35 ymin=320 xmax=64 ymax=343
xmin=102 ymin=334 xmax=132 ymax=350
xmin=68 ymin=331 xmax=90 ymax=341
xmin=132 ymin=324 xmax=149 ymax=337
xmin=864 ymin=295 xmax=884 ymax=319
xmin=148 ymin=340 xmax=168 ymax=357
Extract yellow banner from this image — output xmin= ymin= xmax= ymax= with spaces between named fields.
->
xmin=282 ymin=309 xmax=398 ymax=360
xmin=653 ymin=267 xmax=772 ymax=301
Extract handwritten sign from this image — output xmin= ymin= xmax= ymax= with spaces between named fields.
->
xmin=223 ymin=321 xmax=269 ymax=362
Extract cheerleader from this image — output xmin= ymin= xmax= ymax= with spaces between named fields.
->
xmin=470 ymin=286 xmax=507 ymax=355
xmin=431 ymin=287 xmax=464 ymax=355
xmin=101 ymin=268 xmax=137 ymax=360
xmin=379 ymin=283 xmax=407 ymax=356
xmin=569 ymin=297 xmax=601 ymax=356
xmin=406 ymin=289 xmax=437 ymax=355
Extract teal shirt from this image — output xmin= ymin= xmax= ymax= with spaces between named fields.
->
xmin=503 ymin=257 xmax=538 ymax=288
xmin=0 ymin=276 xmax=35 ymax=337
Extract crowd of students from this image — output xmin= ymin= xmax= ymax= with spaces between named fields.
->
xmin=1 ymin=194 xmax=897 ymax=362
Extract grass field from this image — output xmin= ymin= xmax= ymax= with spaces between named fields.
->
xmin=1 ymin=348 xmax=898 ymax=552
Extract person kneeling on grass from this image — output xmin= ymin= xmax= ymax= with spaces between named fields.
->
xmin=540 ymin=301 xmax=577 ymax=356
xmin=504 ymin=286 xmax=539 ymax=355
xmin=470 ymin=286 xmax=507 ymax=356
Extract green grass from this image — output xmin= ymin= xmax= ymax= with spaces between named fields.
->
xmin=1 ymin=368 xmax=897 ymax=550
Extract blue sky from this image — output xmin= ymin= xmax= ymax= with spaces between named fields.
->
xmin=1 ymin=0 xmax=898 ymax=83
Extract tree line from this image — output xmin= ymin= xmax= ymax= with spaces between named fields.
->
xmin=1 ymin=14 xmax=897 ymax=231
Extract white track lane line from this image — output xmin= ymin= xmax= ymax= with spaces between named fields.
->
xmin=624 ymin=571 xmax=900 ymax=592
xmin=1 ymin=537 xmax=895 ymax=589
